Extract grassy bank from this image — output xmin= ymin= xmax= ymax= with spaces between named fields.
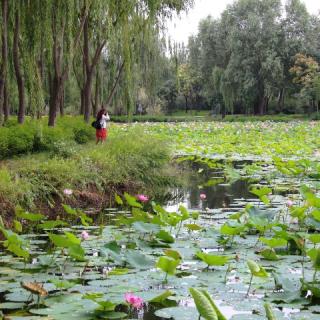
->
xmin=0 ymin=128 xmax=180 ymax=223
xmin=0 ymin=116 xmax=94 ymax=159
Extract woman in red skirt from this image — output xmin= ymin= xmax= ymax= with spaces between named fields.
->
xmin=96 ymin=108 xmax=110 ymax=144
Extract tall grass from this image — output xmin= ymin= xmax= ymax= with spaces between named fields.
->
xmin=0 ymin=128 xmax=178 ymax=213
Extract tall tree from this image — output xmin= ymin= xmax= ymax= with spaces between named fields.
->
xmin=0 ymin=0 xmax=9 ymax=123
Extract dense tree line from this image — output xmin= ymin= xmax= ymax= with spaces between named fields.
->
xmin=160 ymin=0 xmax=320 ymax=116
xmin=0 ymin=0 xmax=193 ymax=126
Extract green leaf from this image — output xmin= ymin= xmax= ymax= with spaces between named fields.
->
xmin=259 ymin=248 xmax=279 ymax=261
xmin=309 ymin=234 xmax=320 ymax=244
xmin=220 ymin=223 xmax=244 ymax=236
xmin=62 ymin=204 xmax=77 ymax=215
xmin=115 ymin=194 xmax=123 ymax=205
xmin=247 ymin=259 xmax=269 ymax=278
xmin=192 ymin=212 xmax=200 ymax=220
xmin=108 ymin=268 xmax=130 ymax=276
xmin=132 ymin=221 xmax=160 ymax=234
xmin=259 ymin=237 xmax=287 ymax=248
xmin=149 ymin=290 xmax=174 ymax=304
xmin=164 ymin=249 xmax=182 ymax=261
xmin=50 ymin=279 xmax=75 ymax=290
xmin=13 ymin=220 xmax=22 ymax=233
xmin=38 ymin=220 xmax=68 ymax=229
xmin=196 ymin=251 xmax=230 ymax=267
xmin=200 ymin=290 xmax=227 ymax=320
xmin=7 ymin=243 xmax=29 ymax=259
xmin=48 ymin=234 xmax=73 ymax=248
xmin=125 ymin=250 xmax=153 ymax=269
xmin=96 ymin=301 xmax=117 ymax=311
xmin=104 ymin=241 xmax=121 ymax=254
xmin=157 ymin=230 xmax=175 ymax=243
xmin=189 ymin=288 xmax=218 ymax=320
xmin=68 ymin=244 xmax=86 ymax=261
xmin=264 ymin=303 xmax=277 ymax=320
xmin=178 ymin=205 xmax=190 ymax=221
xmin=185 ymin=223 xmax=202 ymax=231
xmin=15 ymin=206 xmax=44 ymax=222
xmin=124 ymin=192 xmax=143 ymax=208
xmin=156 ymin=256 xmax=180 ymax=275
xmin=307 ymin=248 xmax=320 ymax=269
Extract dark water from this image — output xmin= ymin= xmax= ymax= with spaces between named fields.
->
xmin=165 ymin=162 xmax=252 ymax=212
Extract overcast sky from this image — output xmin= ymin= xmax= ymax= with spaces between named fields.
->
xmin=167 ymin=0 xmax=320 ymax=43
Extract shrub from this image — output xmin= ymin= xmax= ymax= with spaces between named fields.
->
xmin=73 ymin=127 xmax=92 ymax=144
xmin=34 ymin=126 xmax=71 ymax=152
xmin=7 ymin=125 xmax=35 ymax=156
xmin=0 ymin=127 xmax=9 ymax=159
xmin=50 ymin=141 xmax=77 ymax=158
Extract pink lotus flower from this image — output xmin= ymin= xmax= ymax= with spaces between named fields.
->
xmin=63 ymin=189 xmax=73 ymax=196
xmin=136 ymin=194 xmax=149 ymax=203
xmin=81 ymin=230 xmax=89 ymax=240
xmin=287 ymin=200 xmax=293 ymax=208
xmin=125 ymin=293 xmax=144 ymax=309
xmin=200 ymin=193 xmax=207 ymax=200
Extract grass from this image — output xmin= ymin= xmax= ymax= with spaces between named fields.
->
xmin=0 ymin=127 xmax=181 ymax=217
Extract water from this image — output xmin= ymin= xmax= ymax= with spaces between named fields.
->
xmin=165 ymin=161 xmax=253 ymax=212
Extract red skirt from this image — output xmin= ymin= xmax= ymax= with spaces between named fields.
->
xmin=96 ymin=128 xmax=107 ymax=140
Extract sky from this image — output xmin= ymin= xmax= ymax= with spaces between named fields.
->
xmin=167 ymin=0 xmax=320 ymax=44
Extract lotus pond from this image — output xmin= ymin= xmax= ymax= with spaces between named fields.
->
xmin=1 ymin=121 xmax=320 ymax=320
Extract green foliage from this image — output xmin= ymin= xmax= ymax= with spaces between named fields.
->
xmin=196 ymin=252 xmax=231 ymax=267
xmin=0 ymin=117 xmax=95 ymax=158
xmin=0 ymin=127 xmax=177 ymax=209
xmin=189 ymin=288 xmax=218 ymax=320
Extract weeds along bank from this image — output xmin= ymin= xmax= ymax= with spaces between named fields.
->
xmin=0 ymin=125 xmax=178 ymax=223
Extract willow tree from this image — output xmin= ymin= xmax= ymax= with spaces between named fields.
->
xmin=0 ymin=0 xmax=9 ymax=124
xmin=84 ymin=0 xmax=193 ymax=121
xmin=47 ymin=0 xmax=89 ymax=126
xmin=13 ymin=2 xmax=25 ymax=123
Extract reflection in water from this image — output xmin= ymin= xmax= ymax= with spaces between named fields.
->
xmin=165 ymin=162 xmax=253 ymax=211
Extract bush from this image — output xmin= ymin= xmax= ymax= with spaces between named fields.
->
xmin=50 ymin=141 xmax=77 ymax=158
xmin=34 ymin=126 xmax=70 ymax=152
xmin=7 ymin=125 xmax=35 ymax=156
xmin=73 ymin=127 xmax=92 ymax=144
xmin=0 ymin=127 xmax=9 ymax=159
xmin=0 ymin=116 xmax=96 ymax=159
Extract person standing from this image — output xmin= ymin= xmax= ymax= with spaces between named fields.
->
xmin=95 ymin=108 xmax=110 ymax=144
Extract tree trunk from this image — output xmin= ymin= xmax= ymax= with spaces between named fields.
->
xmin=48 ymin=3 xmax=89 ymax=126
xmin=80 ymin=88 xmax=85 ymax=114
xmin=93 ymin=68 xmax=100 ymax=116
xmin=83 ymin=17 xmax=91 ymax=123
xmin=3 ymin=82 xmax=9 ymax=121
xmin=60 ymin=87 xmax=64 ymax=116
xmin=84 ymin=72 xmax=93 ymax=122
xmin=82 ymin=16 xmax=106 ymax=123
xmin=13 ymin=9 xmax=26 ymax=124
xmin=258 ymin=97 xmax=266 ymax=115
xmin=106 ymin=61 xmax=125 ymax=107
xmin=0 ymin=0 xmax=8 ymax=124
xmin=185 ymin=96 xmax=188 ymax=113
xmin=48 ymin=74 xmax=63 ymax=126
xmin=277 ymin=88 xmax=285 ymax=112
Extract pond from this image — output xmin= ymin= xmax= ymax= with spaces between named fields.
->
xmin=1 ymin=157 xmax=320 ymax=320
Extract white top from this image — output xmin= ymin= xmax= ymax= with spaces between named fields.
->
xmin=100 ymin=113 xmax=110 ymax=129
